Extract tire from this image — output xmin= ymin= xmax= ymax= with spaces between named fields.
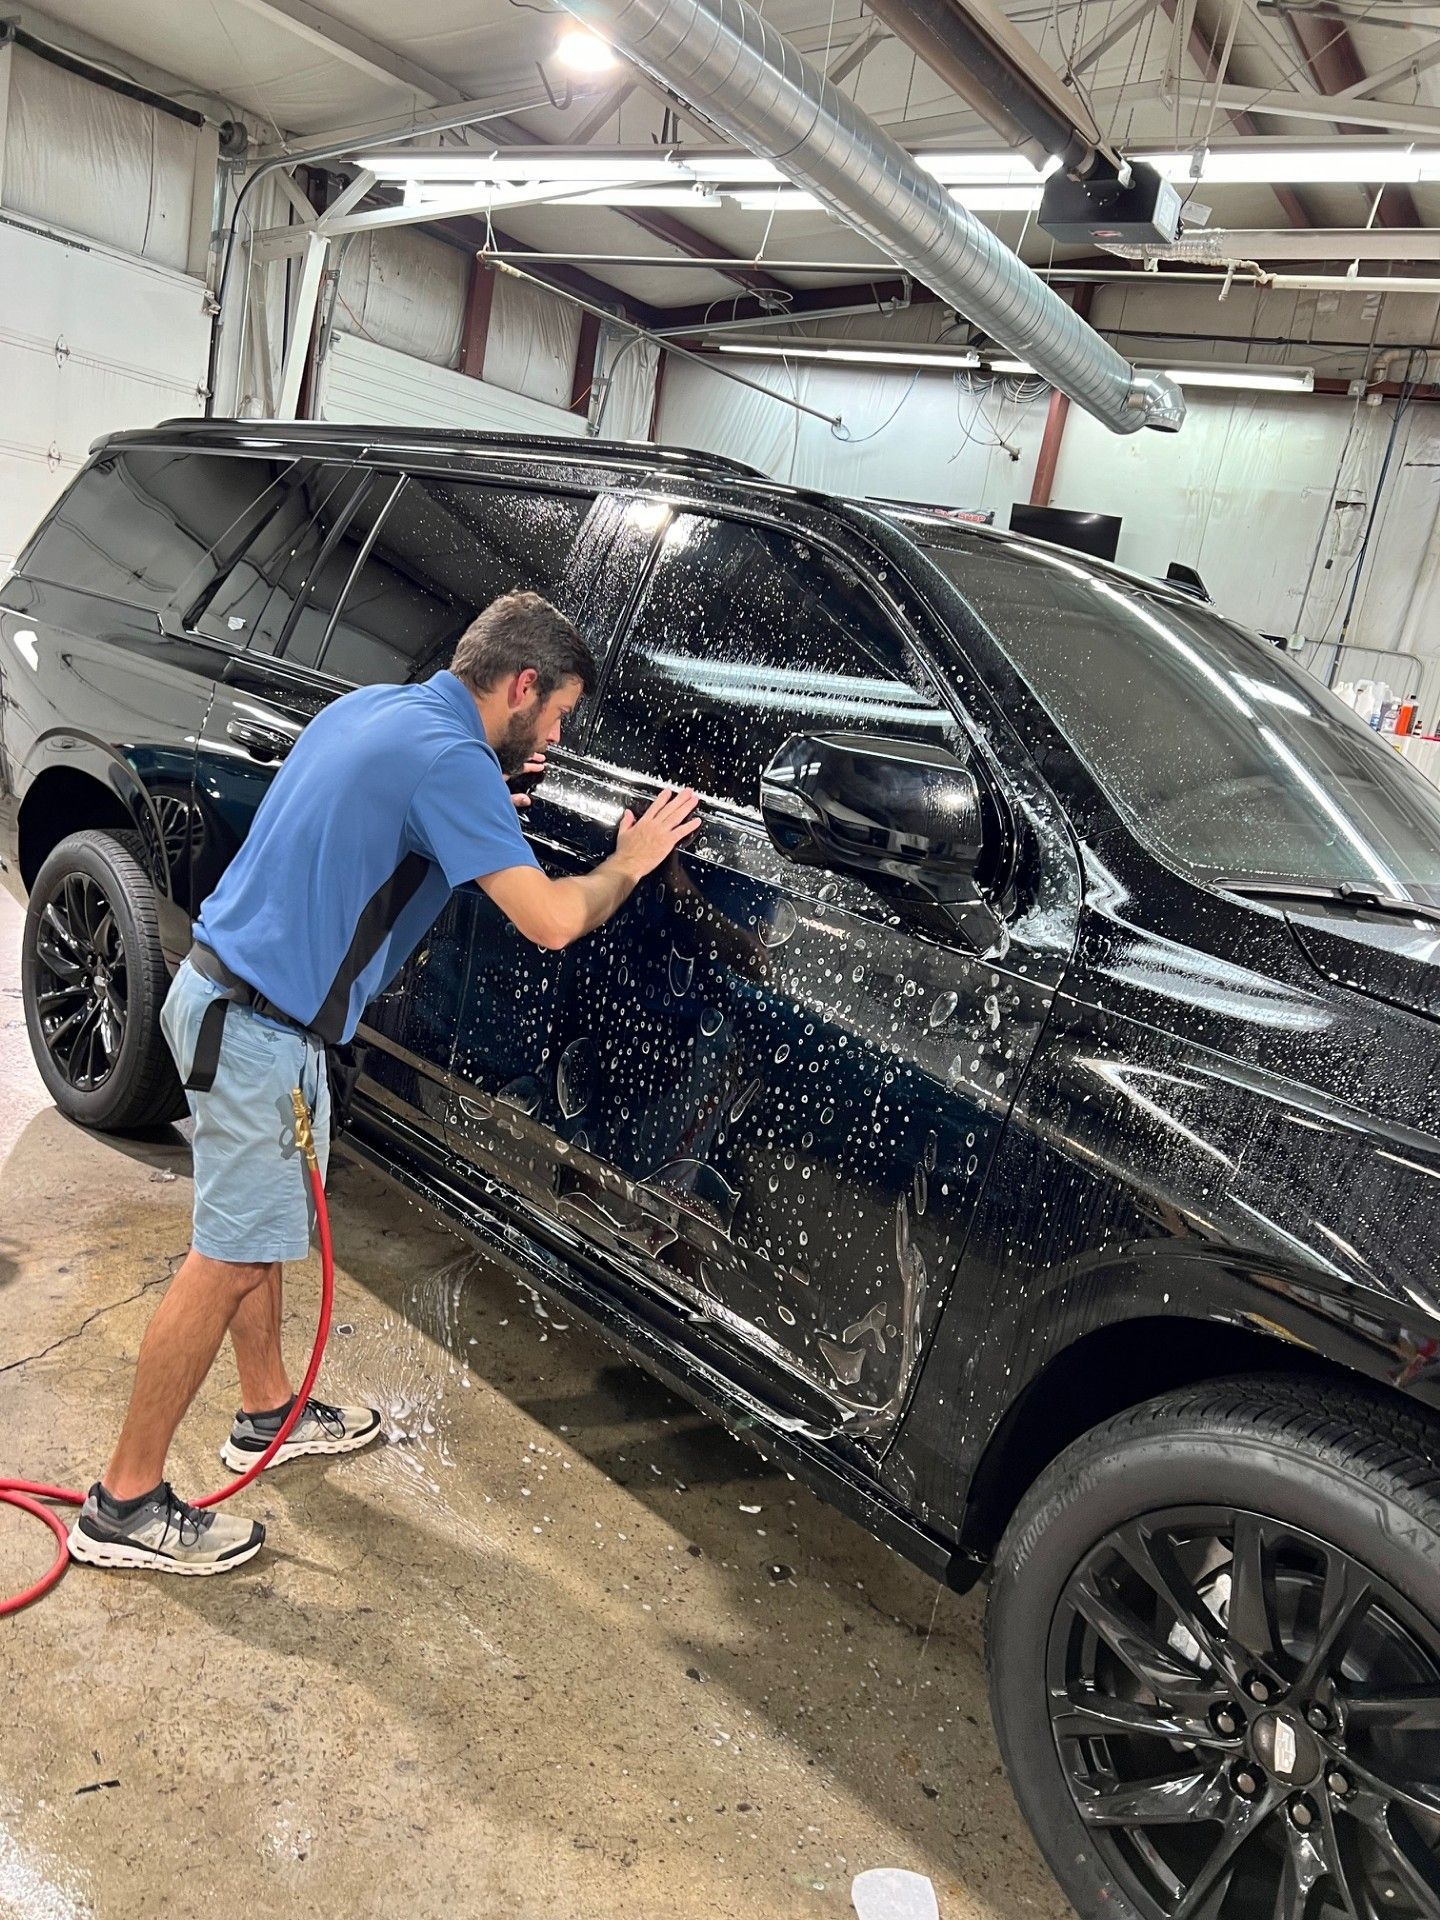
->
xmin=986 ymin=1376 xmax=1440 ymax=1920
xmin=21 ymin=828 xmax=187 ymax=1131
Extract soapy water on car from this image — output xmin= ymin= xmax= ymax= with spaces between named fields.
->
xmin=0 ymin=1088 xmax=335 ymax=1616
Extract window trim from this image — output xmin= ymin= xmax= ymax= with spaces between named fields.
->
xmin=267 ymin=469 xmax=382 ymax=667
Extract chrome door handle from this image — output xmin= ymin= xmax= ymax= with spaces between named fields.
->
xmin=227 ymin=717 xmax=296 ymax=762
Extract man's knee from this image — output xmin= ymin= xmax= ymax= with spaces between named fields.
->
xmin=200 ymin=1256 xmax=277 ymax=1302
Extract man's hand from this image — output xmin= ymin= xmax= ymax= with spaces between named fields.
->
xmin=479 ymin=787 xmax=701 ymax=952
xmin=507 ymin=752 xmax=546 ymax=811
xmin=614 ymin=787 xmax=701 ymax=879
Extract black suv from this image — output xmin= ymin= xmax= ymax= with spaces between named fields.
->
xmin=6 ymin=421 xmax=1440 ymax=1920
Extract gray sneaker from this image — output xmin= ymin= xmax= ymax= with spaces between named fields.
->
xmin=220 ymin=1395 xmax=381 ymax=1474
xmin=67 ymin=1483 xmax=264 ymax=1575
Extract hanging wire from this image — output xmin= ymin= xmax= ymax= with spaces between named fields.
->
xmin=831 ymin=370 xmax=921 ymax=444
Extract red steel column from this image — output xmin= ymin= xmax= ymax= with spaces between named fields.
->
xmin=570 ymin=311 xmax=602 ymax=418
xmin=460 ymin=257 xmax=495 ymax=381
xmin=1029 ymin=284 xmax=1093 ymax=507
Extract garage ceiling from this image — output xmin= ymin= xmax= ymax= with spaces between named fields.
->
xmin=18 ymin=0 xmax=1440 ymax=317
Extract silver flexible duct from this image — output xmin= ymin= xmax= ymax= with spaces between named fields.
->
xmin=558 ymin=0 xmax=1185 ymax=434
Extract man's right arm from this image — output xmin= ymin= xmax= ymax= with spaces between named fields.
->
xmin=479 ymin=786 xmax=700 ymax=951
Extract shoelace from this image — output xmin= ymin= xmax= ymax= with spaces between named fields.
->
xmin=302 ymin=1397 xmax=347 ymax=1439
xmin=155 ymin=1483 xmax=209 ymax=1550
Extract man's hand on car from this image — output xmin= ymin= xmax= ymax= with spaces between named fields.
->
xmin=507 ymin=751 xmax=546 ymax=810
xmin=615 ymin=786 xmax=702 ymax=878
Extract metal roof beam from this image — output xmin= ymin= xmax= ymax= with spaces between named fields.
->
xmin=1335 ymin=31 xmax=1440 ymax=99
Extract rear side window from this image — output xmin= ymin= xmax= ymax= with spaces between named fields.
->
xmin=302 ymin=477 xmax=594 ymax=686
xmin=21 ymin=449 xmax=285 ymax=612
xmin=590 ymin=513 xmax=954 ymax=811
xmin=193 ymin=464 xmax=369 ymax=651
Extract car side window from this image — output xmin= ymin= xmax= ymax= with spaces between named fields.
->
xmin=20 ymin=450 xmax=292 ymax=613
xmin=300 ymin=477 xmax=596 ymax=687
xmin=589 ymin=513 xmax=955 ymax=811
xmin=193 ymin=463 xmax=371 ymax=653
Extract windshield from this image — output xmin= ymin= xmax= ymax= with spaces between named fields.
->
xmin=916 ymin=528 xmax=1440 ymax=908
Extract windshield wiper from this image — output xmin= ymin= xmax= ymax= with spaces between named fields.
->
xmin=1218 ymin=879 xmax=1440 ymax=929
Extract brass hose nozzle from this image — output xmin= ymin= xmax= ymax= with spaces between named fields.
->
xmin=291 ymin=1087 xmax=320 ymax=1174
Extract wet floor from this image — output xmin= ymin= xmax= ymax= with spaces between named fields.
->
xmin=0 ymin=891 xmax=1070 ymax=1920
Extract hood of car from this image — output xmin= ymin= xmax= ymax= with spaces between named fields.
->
xmin=1286 ymin=900 xmax=1440 ymax=1026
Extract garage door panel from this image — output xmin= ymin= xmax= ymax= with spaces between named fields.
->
xmin=0 ymin=218 xmax=208 ymax=567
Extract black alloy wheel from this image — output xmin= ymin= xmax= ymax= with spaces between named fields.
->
xmin=22 ymin=829 xmax=187 ymax=1131
xmin=32 ymin=867 xmax=129 ymax=1092
xmin=1050 ymin=1507 xmax=1440 ymax=1918
xmin=986 ymin=1379 xmax=1440 ymax=1920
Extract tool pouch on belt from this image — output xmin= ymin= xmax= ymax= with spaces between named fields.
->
xmin=182 ymin=945 xmax=321 ymax=1094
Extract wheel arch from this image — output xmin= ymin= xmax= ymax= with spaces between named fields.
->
xmin=19 ymin=754 xmax=158 ymax=893
xmin=956 ymin=1313 xmax=1381 ymax=1565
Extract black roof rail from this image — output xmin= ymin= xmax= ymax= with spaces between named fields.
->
xmin=131 ymin=417 xmax=768 ymax=483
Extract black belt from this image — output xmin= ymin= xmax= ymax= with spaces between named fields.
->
xmin=183 ymin=945 xmax=324 ymax=1094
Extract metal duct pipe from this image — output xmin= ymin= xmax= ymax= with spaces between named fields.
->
xmin=859 ymin=0 xmax=1105 ymax=178
xmin=558 ymin=0 xmax=1185 ymax=434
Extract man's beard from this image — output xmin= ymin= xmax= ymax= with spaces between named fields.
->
xmin=496 ymin=707 xmax=543 ymax=777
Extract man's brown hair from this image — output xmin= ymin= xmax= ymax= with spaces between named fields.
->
xmin=450 ymin=591 xmax=597 ymax=699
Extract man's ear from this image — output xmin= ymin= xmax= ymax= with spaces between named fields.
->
xmin=510 ymin=667 xmax=539 ymax=709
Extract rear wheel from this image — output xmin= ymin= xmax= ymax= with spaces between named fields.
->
xmin=986 ymin=1377 xmax=1440 ymax=1920
xmin=21 ymin=828 xmax=186 ymax=1131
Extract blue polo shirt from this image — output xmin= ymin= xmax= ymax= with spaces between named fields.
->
xmin=195 ymin=670 xmax=539 ymax=1045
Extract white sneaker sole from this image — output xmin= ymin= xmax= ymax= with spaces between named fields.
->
xmin=66 ymin=1527 xmax=264 ymax=1576
xmin=219 ymin=1418 xmax=380 ymax=1475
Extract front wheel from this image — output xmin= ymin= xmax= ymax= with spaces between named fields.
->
xmin=21 ymin=829 xmax=187 ymax=1131
xmin=987 ymin=1377 xmax=1440 ymax=1920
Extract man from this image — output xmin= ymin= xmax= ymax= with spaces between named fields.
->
xmin=68 ymin=591 xmax=700 ymax=1575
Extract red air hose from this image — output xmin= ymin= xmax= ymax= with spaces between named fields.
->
xmin=0 ymin=1088 xmax=334 ymax=1617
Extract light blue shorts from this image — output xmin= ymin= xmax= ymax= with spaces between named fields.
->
xmin=161 ymin=960 xmax=331 ymax=1265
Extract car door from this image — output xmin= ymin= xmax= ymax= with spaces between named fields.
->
xmin=177 ymin=458 xmax=482 ymax=1136
xmin=535 ymin=508 xmax=1077 ymax=1439
xmin=395 ymin=484 xmax=661 ymax=1201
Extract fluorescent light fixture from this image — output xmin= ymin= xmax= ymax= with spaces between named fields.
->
xmin=917 ymin=152 xmax=1057 ymax=184
xmin=731 ymin=189 xmax=822 ymax=212
xmin=555 ymin=27 xmax=619 ymax=74
xmin=714 ymin=344 xmax=1315 ymax=394
xmin=715 ymin=342 xmax=982 ymax=370
xmin=951 ymin=186 xmax=1043 ymax=211
xmin=1164 ymin=364 xmax=1314 ymax=391
xmin=1142 ymin=145 xmax=1440 ymax=185
xmin=987 ymin=357 xmax=1312 ymax=391
xmin=358 ymin=152 xmax=689 ymax=184
xmin=732 ymin=185 xmax=1040 ymax=213
xmin=358 ymin=142 xmax=1440 ymax=199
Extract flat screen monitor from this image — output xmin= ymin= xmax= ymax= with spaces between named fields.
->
xmin=1008 ymin=504 xmax=1122 ymax=561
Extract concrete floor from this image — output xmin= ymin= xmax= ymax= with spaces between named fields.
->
xmin=0 ymin=889 xmax=1069 ymax=1920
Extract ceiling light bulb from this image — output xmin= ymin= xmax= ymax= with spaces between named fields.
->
xmin=556 ymin=27 xmax=619 ymax=74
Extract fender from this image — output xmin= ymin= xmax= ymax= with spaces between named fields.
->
xmin=18 ymin=728 xmax=178 ymax=897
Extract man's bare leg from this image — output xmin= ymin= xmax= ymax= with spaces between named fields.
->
xmin=229 ymin=1265 xmax=294 ymax=1415
xmin=102 ymin=1253 xmax=275 ymax=1500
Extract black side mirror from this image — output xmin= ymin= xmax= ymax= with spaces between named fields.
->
xmin=760 ymin=732 xmax=1011 ymax=948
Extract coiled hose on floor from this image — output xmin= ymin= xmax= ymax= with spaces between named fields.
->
xmin=0 ymin=1089 xmax=334 ymax=1617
